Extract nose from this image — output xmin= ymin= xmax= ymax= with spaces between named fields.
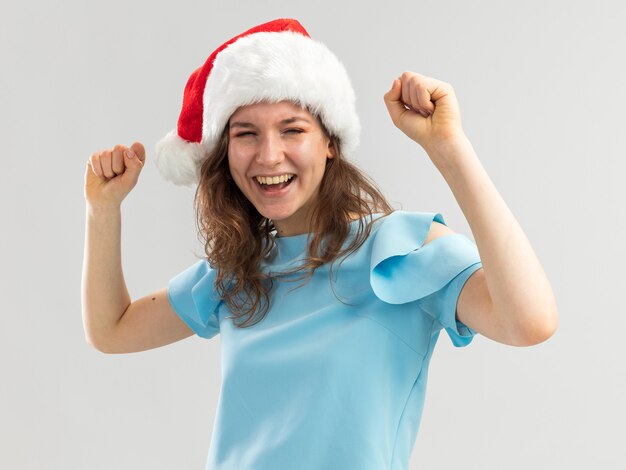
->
xmin=255 ymin=133 xmax=284 ymax=167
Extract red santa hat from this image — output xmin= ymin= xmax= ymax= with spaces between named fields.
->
xmin=155 ymin=18 xmax=360 ymax=186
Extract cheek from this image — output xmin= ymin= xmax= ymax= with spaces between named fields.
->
xmin=295 ymin=142 xmax=329 ymax=170
xmin=312 ymin=149 xmax=331 ymax=174
xmin=227 ymin=143 xmax=255 ymax=170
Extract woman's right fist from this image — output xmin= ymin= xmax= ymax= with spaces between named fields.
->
xmin=84 ymin=142 xmax=146 ymax=208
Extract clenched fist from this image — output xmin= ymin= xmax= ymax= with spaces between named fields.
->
xmin=383 ymin=72 xmax=467 ymax=155
xmin=84 ymin=142 xmax=146 ymax=208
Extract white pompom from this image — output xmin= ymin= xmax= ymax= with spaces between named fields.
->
xmin=155 ymin=130 xmax=206 ymax=187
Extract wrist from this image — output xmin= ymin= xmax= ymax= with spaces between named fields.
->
xmin=86 ymin=201 xmax=121 ymax=216
xmin=424 ymin=133 xmax=475 ymax=171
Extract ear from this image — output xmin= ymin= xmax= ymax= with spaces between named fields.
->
xmin=326 ymin=137 xmax=337 ymax=159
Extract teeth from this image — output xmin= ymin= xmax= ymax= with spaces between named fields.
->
xmin=255 ymin=174 xmax=294 ymax=185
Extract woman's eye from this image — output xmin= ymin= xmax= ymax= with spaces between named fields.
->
xmin=233 ymin=129 xmax=302 ymax=138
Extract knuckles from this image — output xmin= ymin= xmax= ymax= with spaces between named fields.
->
xmin=398 ymin=71 xmax=454 ymax=92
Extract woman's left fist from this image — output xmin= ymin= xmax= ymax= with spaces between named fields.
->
xmin=383 ymin=72 xmax=466 ymax=153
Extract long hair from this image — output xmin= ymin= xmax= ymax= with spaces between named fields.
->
xmin=194 ymin=110 xmax=393 ymax=328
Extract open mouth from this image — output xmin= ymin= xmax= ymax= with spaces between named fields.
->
xmin=254 ymin=174 xmax=296 ymax=193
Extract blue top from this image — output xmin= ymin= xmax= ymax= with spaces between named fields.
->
xmin=168 ymin=210 xmax=483 ymax=470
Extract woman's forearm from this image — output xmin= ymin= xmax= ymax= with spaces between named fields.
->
xmin=426 ymin=135 xmax=559 ymax=343
xmin=81 ymin=204 xmax=131 ymax=350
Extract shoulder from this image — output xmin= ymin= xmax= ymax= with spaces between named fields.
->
xmin=424 ymin=220 xmax=456 ymax=244
xmin=370 ymin=210 xmax=454 ymax=247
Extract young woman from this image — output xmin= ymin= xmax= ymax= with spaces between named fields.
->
xmin=82 ymin=18 xmax=558 ymax=470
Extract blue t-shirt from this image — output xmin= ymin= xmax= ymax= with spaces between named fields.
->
xmin=168 ymin=210 xmax=483 ymax=470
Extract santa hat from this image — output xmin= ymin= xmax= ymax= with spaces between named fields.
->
xmin=155 ymin=18 xmax=360 ymax=186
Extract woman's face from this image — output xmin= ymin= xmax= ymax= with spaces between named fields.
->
xmin=227 ymin=100 xmax=335 ymax=237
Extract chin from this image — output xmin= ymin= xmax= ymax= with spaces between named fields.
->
xmin=253 ymin=205 xmax=296 ymax=222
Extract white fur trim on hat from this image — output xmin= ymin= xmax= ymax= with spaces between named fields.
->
xmin=203 ymin=32 xmax=360 ymax=158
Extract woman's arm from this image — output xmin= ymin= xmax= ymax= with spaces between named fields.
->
xmin=81 ymin=142 xmax=195 ymax=353
xmin=82 ymin=143 xmax=143 ymax=350
xmin=384 ymin=72 xmax=559 ymax=346
xmin=81 ymin=203 xmax=132 ymax=349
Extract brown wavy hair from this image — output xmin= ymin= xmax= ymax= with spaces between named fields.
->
xmin=193 ymin=107 xmax=393 ymax=328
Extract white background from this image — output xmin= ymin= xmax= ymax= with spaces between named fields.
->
xmin=1 ymin=0 xmax=624 ymax=468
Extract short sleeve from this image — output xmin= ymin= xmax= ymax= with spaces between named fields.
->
xmin=369 ymin=211 xmax=483 ymax=347
xmin=417 ymin=262 xmax=482 ymax=347
xmin=167 ymin=259 xmax=222 ymax=339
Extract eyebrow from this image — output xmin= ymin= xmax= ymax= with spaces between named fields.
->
xmin=229 ymin=116 xmax=311 ymax=129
